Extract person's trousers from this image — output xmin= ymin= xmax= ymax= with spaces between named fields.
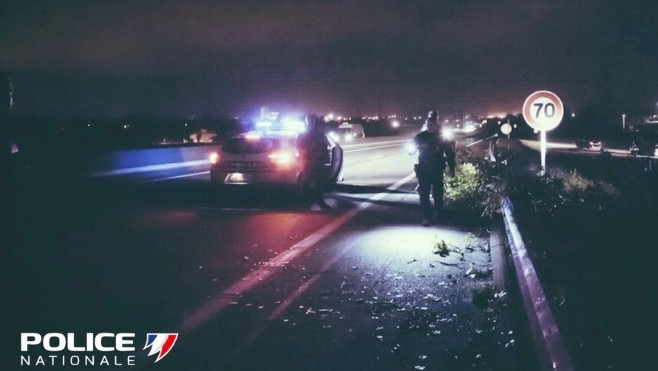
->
xmin=416 ymin=170 xmax=445 ymax=218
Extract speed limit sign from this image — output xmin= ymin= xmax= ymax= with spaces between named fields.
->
xmin=522 ymin=90 xmax=564 ymax=131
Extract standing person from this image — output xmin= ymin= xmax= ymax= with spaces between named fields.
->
xmin=297 ymin=113 xmax=331 ymax=209
xmin=411 ymin=110 xmax=456 ymax=226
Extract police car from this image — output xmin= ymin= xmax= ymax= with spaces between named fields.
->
xmin=209 ymin=130 xmax=343 ymax=191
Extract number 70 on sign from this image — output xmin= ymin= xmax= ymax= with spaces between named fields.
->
xmin=522 ymin=90 xmax=564 ymax=132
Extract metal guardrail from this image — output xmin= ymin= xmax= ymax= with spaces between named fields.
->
xmin=482 ymin=136 xmax=573 ymax=370
xmin=88 ymin=159 xmax=209 ymax=178
xmin=85 ymin=145 xmax=220 ymax=178
xmin=495 ymin=136 xmax=573 ymax=370
xmin=500 ymin=198 xmax=573 ymax=371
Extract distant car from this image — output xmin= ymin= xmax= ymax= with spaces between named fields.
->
xmin=329 ymin=123 xmax=365 ymax=142
xmin=329 ymin=127 xmax=357 ymax=142
xmin=588 ymin=140 xmax=603 ymax=151
xmin=209 ymin=131 xmax=343 ymax=191
xmin=575 ymin=139 xmax=603 ymax=151
xmin=629 ymin=143 xmax=640 ymax=156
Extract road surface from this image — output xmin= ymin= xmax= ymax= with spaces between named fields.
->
xmin=11 ymin=134 xmax=537 ymax=370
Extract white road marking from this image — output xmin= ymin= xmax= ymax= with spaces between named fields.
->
xmin=220 ymin=239 xmax=359 ymax=368
xmin=179 ymin=172 xmax=416 ymax=333
xmin=343 ymin=142 xmax=407 ymax=153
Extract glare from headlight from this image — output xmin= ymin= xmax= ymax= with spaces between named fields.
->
xmin=405 ymin=142 xmax=417 ymax=155
xmin=209 ymin=152 xmax=220 ymax=164
xmin=442 ymin=128 xmax=454 ymax=140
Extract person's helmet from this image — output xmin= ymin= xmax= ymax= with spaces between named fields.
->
xmin=304 ymin=113 xmax=320 ymax=128
xmin=424 ymin=110 xmax=439 ymax=133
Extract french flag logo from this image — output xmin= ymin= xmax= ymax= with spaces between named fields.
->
xmin=143 ymin=333 xmax=178 ymax=363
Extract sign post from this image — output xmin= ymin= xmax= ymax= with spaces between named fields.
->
xmin=501 ymin=122 xmax=512 ymax=139
xmin=522 ymin=90 xmax=564 ymax=176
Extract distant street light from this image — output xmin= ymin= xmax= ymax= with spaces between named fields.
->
xmin=622 ymin=114 xmax=626 ymax=131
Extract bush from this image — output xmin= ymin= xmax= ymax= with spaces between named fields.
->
xmin=445 ymin=144 xmax=620 ymax=218
xmin=507 ymin=169 xmax=620 ymax=217
xmin=445 ymin=145 xmax=507 ymax=218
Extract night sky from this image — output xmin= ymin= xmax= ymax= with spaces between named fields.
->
xmin=1 ymin=0 xmax=657 ymax=120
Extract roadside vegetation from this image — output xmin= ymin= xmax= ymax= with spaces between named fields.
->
xmin=446 ymin=138 xmax=657 ymax=371
xmin=444 ymin=143 xmax=627 ymax=219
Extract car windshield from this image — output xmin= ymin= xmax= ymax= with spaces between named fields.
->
xmin=223 ymin=137 xmax=280 ymax=154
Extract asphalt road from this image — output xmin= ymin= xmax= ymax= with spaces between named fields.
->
xmin=9 ymin=134 xmax=538 ymax=370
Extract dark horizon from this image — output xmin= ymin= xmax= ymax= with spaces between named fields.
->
xmin=2 ymin=0 xmax=657 ymax=120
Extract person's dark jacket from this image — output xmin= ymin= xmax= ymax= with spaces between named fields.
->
xmin=297 ymin=129 xmax=330 ymax=177
xmin=413 ymin=130 xmax=456 ymax=174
